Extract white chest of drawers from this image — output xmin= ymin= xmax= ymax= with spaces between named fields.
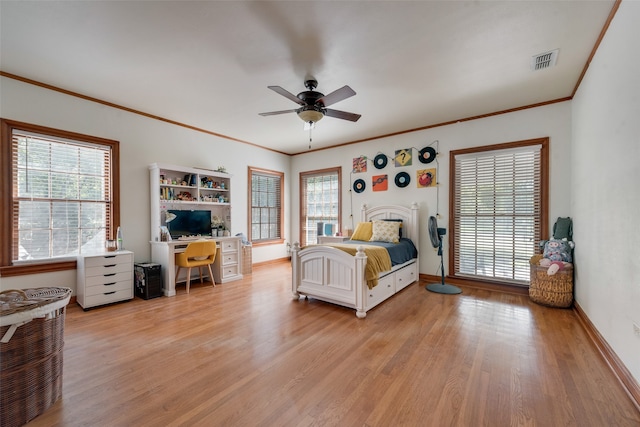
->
xmin=213 ymin=237 xmax=242 ymax=283
xmin=77 ymin=250 xmax=134 ymax=309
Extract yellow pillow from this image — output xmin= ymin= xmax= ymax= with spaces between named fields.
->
xmin=369 ymin=220 xmax=400 ymax=243
xmin=350 ymin=222 xmax=373 ymax=241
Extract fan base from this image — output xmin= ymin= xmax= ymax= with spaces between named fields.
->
xmin=425 ymin=283 xmax=462 ymax=294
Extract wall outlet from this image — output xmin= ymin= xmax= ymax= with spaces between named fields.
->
xmin=633 ymin=322 xmax=640 ymax=338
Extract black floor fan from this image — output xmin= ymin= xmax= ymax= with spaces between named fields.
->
xmin=425 ymin=216 xmax=462 ymax=294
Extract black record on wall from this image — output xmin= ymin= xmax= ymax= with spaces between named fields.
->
xmin=395 ymin=172 xmax=410 ymax=188
xmin=373 ymin=154 xmax=388 ymax=169
xmin=353 ymin=179 xmax=366 ymax=193
xmin=418 ymin=146 xmax=437 ymax=164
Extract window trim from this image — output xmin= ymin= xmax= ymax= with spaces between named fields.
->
xmin=247 ymin=166 xmax=284 ymax=247
xmin=0 ymin=119 xmax=120 ymax=277
xmin=448 ymin=137 xmax=549 ymax=287
xmin=299 ymin=167 xmax=342 ymax=247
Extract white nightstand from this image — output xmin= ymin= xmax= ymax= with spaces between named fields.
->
xmin=317 ymin=236 xmax=350 ymax=244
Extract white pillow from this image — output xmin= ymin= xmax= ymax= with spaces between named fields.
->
xmin=369 ymin=220 xmax=400 ymax=243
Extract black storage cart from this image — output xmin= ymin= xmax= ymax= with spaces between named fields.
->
xmin=134 ymin=263 xmax=163 ymax=300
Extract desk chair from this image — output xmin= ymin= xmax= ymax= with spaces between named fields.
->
xmin=174 ymin=240 xmax=217 ymax=293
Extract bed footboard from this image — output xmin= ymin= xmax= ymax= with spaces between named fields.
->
xmin=291 ymin=243 xmax=418 ymax=318
xmin=291 ymin=242 xmax=368 ymax=317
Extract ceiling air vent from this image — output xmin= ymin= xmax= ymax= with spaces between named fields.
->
xmin=531 ymin=49 xmax=559 ymax=71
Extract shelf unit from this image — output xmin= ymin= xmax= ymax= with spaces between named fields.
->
xmin=149 ymin=163 xmax=232 ymax=242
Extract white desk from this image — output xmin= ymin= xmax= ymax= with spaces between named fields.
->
xmin=150 ymin=237 xmax=242 ymax=296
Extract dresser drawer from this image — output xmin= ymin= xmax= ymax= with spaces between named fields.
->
xmin=366 ymin=274 xmax=394 ymax=310
xmin=396 ymin=262 xmax=417 ymax=292
xmin=83 ymin=288 xmax=133 ymax=307
xmin=85 ymin=262 xmax=132 ymax=278
xmin=220 ymin=240 xmax=238 ymax=253
xmin=84 ymin=253 xmax=133 ymax=268
xmin=85 ymin=271 xmax=133 ymax=287
xmin=220 ymin=252 xmax=238 ymax=266
xmin=221 ymin=264 xmax=239 ymax=279
xmin=85 ymin=280 xmax=132 ymax=296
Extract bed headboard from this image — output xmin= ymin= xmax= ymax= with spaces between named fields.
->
xmin=362 ymin=203 xmax=420 ymax=245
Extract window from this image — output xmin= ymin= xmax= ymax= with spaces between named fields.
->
xmin=249 ymin=167 xmax=283 ymax=245
xmin=450 ymin=138 xmax=548 ymax=285
xmin=300 ymin=168 xmax=341 ymax=246
xmin=0 ymin=119 xmax=119 ymax=276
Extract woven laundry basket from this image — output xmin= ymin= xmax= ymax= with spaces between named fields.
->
xmin=529 ymin=255 xmax=574 ymax=308
xmin=0 ymin=287 xmax=72 ymax=427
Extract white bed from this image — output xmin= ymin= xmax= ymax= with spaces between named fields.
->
xmin=291 ymin=203 xmax=419 ymax=318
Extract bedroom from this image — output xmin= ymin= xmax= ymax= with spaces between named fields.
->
xmin=1 ymin=0 xmax=639 ymax=422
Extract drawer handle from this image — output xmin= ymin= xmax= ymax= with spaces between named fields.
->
xmin=104 ymin=282 xmax=116 ymax=286
xmin=103 ymin=255 xmax=117 ymax=259
xmin=104 ymin=273 xmax=116 ymax=277
xmin=104 ymin=264 xmax=116 ymax=268
xmin=104 ymin=291 xmax=116 ymax=295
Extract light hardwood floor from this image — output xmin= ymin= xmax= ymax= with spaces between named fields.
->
xmin=26 ymin=262 xmax=640 ymax=426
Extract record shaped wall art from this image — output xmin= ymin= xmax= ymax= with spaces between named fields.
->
xmin=394 ymin=171 xmax=410 ymax=188
xmin=353 ymin=179 xmax=366 ymax=193
xmin=373 ymin=154 xmax=388 ymax=169
xmin=418 ymin=146 xmax=437 ymax=164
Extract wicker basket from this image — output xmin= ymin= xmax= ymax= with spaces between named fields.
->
xmin=1 ymin=287 xmax=71 ymax=427
xmin=529 ymin=255 xmax=574 ymax=308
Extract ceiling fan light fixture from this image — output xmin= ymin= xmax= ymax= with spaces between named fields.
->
xmin=297 ymin=106 xmax=324 ymax=123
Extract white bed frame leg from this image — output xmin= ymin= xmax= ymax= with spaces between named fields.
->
xmin=291 ymin=242 xmax=301 ymax=299
xmin=355 ymin=245 xmax=367 ymax=318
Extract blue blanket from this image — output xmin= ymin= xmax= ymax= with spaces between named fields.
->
xmin=338 ymin=238 xmax=417 ymax=266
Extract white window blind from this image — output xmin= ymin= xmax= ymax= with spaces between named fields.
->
xmin=12 ymin=131 xmax=112 ymax=261
xmin=300 ymin=169 xmax=341 ymax=246
xmin=453 ymin=145 xmax=542 ymax=284
xmin=250 ymin=169 xmax=282 ymax=242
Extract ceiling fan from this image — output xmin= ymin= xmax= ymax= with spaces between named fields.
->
xmin=259 ymin=79 xmax=361 ymax=125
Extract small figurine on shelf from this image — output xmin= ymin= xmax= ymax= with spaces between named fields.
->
xmin=216 ymin=166 xmax=227 ymax=173
xmin=176 ymin=191 xmax=192 ymax=201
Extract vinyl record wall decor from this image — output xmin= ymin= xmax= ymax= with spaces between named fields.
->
xmin=353 ymin=178 xmax=366 ymax=193
xmin=350 ymin=141 xmax=439 ymax=193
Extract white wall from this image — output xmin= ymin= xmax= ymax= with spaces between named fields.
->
xmin=291 ymin=101 xmax=573 ymax=278
xmin=571 ymin=0 xmax=640 ymax=384
xmin=0 ymin=77 xmax=291 ymax=293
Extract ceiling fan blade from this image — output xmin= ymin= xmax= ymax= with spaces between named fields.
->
xmin=267 ymin=86 xmax=306 ymax=106
xmin=259 ymin=109 xmax=297 ymax=116
xmin=325 ymin=109 xmax=361 ymax=122
xmin=317 ymin=85 xmax=356 ymax=107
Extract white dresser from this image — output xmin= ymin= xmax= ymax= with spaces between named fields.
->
xmin=77 ymin=250 xmax=134 ymax=309
xmin=214 ymin=237 xmax=242 ymax=283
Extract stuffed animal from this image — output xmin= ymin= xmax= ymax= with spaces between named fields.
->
xmin=539 ymin=238 xmax=574 ymax=275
